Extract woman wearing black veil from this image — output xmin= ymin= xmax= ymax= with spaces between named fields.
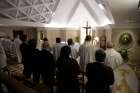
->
xmin=56 ymin=46 xmax=80 ymax=93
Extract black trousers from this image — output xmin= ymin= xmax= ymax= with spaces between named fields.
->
xmin=41 ymin=71 xmax=55 ymax=93
xmin=23 ymin=64 xmax=32 ymax=79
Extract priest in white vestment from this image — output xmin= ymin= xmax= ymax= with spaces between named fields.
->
xmin=53 ymin=37 xmax=66 ymax=61
xmin=0 ymin=39 xmax=7 ymax=69
xmin=105 ymin=42 xmax=123 ymax=69
xmin=105 ymin=42 xmax=139 ymax=93
xmin=14 ymin=35 xmax=22 ymax=63
xmin=78 ymin=35 xmax=96 ymax=72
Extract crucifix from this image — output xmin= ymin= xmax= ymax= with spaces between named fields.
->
xmin=83 ymin=21 xmax=91 ymax=35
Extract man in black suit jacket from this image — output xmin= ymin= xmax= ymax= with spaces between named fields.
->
xmin=20 ymin=35 xmax=31 ymax=79
xmin=86 ymin=49 xmax=114 ymax=93
xmin=40 ymin=48 xmax=55 ymax=93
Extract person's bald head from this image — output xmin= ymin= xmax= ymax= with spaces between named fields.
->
xmin=106 ymin=42 xmax=114 ymax=48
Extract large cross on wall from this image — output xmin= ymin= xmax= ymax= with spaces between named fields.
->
xmin=83 ymin=21 xmax=91 ymax=35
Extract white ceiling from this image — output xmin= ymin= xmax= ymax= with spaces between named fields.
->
xmin=50 ymin=0 xmax=114 ymax=27
xmin=0 ymin=0 xmax=139 ymax=28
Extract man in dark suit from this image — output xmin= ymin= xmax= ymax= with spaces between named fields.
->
xmin=86 ymin=49 xmax=114 ymax=93
xmin=20 ymin=35 xmax=31 ymax=78
xmin=40 ymin=48 xmax=55 ymax=93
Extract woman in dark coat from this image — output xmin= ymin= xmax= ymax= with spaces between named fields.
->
xmin=56 ymin=46 xmax=80 ymax=93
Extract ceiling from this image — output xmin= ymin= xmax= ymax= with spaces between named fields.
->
xmin=50 ymin=0 xmax=114 ymax=27
xmin=0 ymin=0 xmax=59 ymax=23
xmin=0 ymin=0 xmax=140 ymax=28
xmin=107 ymin=0 xmax=140 ymax=28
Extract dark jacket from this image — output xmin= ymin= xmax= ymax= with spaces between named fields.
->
xmin=56 ymin=57 xmax=80 ymax=93
xmin=86 ymin=62 xmax=114 ymax=93
xmin=40 ymin=49 xmax=55 ymax=85
xmin=20 ymin=42 xmax=29 ymax=65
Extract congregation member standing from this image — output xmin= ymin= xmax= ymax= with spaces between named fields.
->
xmin=0 ymin=36 xmax=7 ymax=70
xmin=78 ymin=35 xmax=96 ymax=72
xmin=86 ymin=49 xmax=114 ymax=93
xmin=40 ymin=42 xmax=55 ymax=93
xmin=28 ymin=39 xmax=40 ymax=84
xmin=74 ymin=37 xmax=80 ymax=52
xmin=1 ymin=36 xmax=18 ymax=64
xmin=42 ymin=38 xmax=52 ymax=52
xmin=53 ymin=37 xmax=65 ymax=61
xmin=56 ymin=46 xmax=80 ymax=93
xmin=67 ymin=38 xmax=78 ymax=59
xmin=14 ymin=35 xmax=22 ymax=63
xmin=20 ymin=35 xmax=31 ymax=78
xmin=0 ymin=36 xmax=7 ymax=91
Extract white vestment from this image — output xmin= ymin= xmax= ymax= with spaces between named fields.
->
xmin=105 ymin=48 xmax=123 ymax=69
xmin=105 ymin=48 xmax=139 ymax=93
xmin=74 ymin=42 xmax=80 ymax=52
xmin=53 ymin=43 xmax=66 ymax=61
xmin=112 ymin=64 xmax=139 ymax=93
xmin=69 ymin=45 xmax=78 ymax=59
xmin=78 ymin=41 xmax=96 ymax=72
xmin=14 ymin=37 xmax=22 ymax=63
xmin=0 ymin=41 xmax=7 ymax=69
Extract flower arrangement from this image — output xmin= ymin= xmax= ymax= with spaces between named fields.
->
xmin=118 ymin=48 xmax=129 ymax=61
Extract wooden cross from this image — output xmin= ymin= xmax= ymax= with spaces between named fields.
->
xmin=83 ymin=21 xmax=91 ymax=35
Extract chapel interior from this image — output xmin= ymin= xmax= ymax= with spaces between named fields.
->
xmin=0 ymin=0 xmax=140 ymax=93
